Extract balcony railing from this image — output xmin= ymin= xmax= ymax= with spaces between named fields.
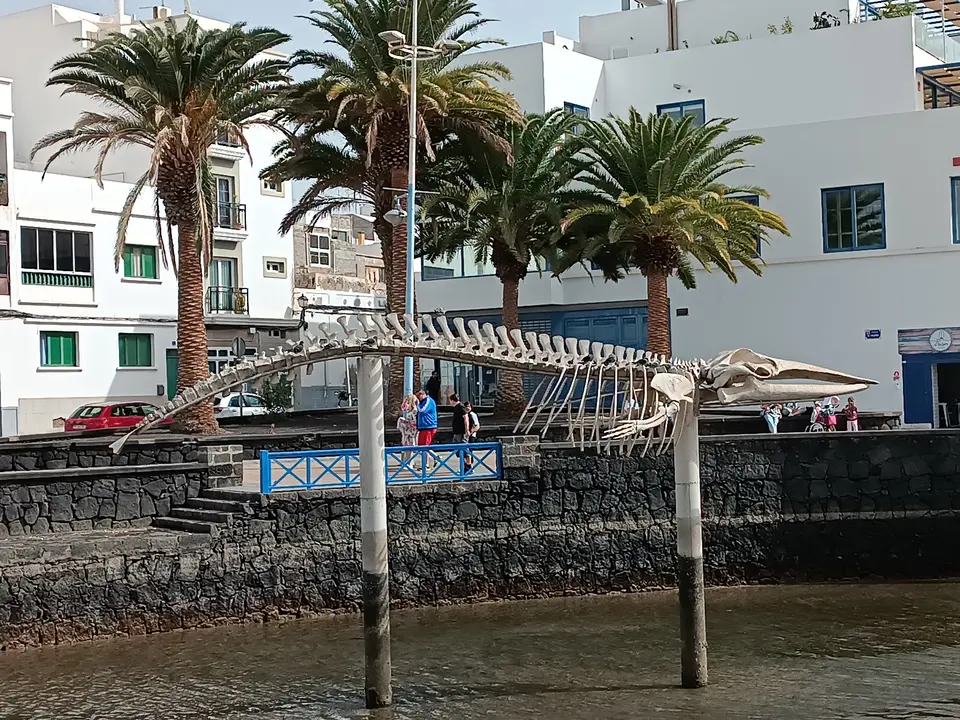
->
xmin=215 ymin=202 xmax=247 ymax=231
xmin=206 ymin=286 xmax=249 ymax=315
xmin=0 ymin=173 xmax=7 ymax=206
xmin=22 ymin=270 xmax=93 ymax=288
xmin=215 ymin=132 xmax=242 ymax=147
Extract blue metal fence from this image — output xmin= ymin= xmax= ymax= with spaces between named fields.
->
xmin=259 ymin=442 xmax=503 ymax=494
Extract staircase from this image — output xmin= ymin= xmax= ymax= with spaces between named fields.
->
xmin=153 ymin=488 xmax=260 ymax=534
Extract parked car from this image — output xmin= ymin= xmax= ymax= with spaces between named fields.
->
xmin=212 ymin=392 xmax=271 ymax=419
xmin=63 ymin=402 xmax=171 ymax=432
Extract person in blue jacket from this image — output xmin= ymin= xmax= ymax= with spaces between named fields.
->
xmin=415 ymin=389 xmax=438 ymax=446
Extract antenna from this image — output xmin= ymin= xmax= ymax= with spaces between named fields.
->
xmin=183 ymin=0 xmax=192 ymax=12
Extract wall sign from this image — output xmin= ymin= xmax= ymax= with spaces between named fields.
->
xmin=930 ymin=328 xmax=953 ymax=353
xmin=899 ymin=327 xmax=959 ymax=355
xmin=865 ymin=329 xmax=881 ymax=340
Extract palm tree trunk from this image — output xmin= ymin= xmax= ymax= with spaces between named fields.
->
xmin=385 ymin=162 xmax=419 ymax=412
xmin=173 ymin=220 xmax=218 ymax=434
xmin=645 ymin=270 xmax=672 ymax=358
xmin=496 ymin=274 xmax=527 ymax=417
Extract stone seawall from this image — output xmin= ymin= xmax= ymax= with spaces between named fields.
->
xmin=2 ymin=431 xmax=960 ymax=648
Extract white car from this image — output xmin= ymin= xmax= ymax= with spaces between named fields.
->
xmin=213 ymin=392 xmax=271 ymax=419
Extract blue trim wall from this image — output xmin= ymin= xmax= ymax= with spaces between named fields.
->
xmin=901 ymin=352 xmax=960 ymax=426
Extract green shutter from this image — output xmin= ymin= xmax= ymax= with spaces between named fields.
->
xmin=119 ymin=333 xmax=152 ymax=367
xmin=123 ymin=248 xmax=134 ymax=277
xmin=42 ymin=332 xmax=77 ymax=367
xmin=62 ymin=333 xmax=76 ymax=366
xmin=142 ymin=247 xmax=156 ymax=279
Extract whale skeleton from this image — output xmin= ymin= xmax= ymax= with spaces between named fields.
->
xmin=109 ymin=314 xmax=876 ymax=454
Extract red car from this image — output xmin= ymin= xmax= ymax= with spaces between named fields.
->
xmin=63 ymin=402 xmax=172 ymax=432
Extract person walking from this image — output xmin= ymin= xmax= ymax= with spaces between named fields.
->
xmin=415 ymin=389 xmax=438 ymax=472
xmin=465 ymin=402 xmax=480 ymax=442
xmin=426 ymin=370 xmax=441 ymax=405
xmin=450 ymin=394 xmax=471 ymax=471
xmin=844 ymin=397 xmax=860 ymax=432
xmin=397 ymin=393 xmax=419 ymax=461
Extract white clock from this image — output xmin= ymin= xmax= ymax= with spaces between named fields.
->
xmin=930 ymin=329 xmax=952 ymax=353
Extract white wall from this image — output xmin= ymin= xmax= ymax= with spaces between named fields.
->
xmin=418 ymin=105 xmax=960 ymax=415
xmin=541 ymin=41 xmax=605 ymax=116
xmin=456 ymin=43 xmax=546 ymax=112
xmin=235 ymin=123 xmax=295 ymax=319
xmin=578 ymin=0 xmax=866 ymax=59
xmin=600 ymin=18 xmax=919 ymax=129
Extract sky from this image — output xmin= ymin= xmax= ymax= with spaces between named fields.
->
xmin=2 ymin=0 xmax=612 ymax=48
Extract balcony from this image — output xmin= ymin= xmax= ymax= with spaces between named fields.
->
xmin=206 ymin=286 xmax=249 ymax=315
xmin=213 ymin=202 xmax=248 ymax=241
xmin=210 ymin=132 xmax=245 ymax=161
xmin=22 ymin=270 xmax=93 ymax=288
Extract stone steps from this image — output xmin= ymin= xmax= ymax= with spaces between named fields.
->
xmin=186 ymin=496 xmax=250 ymax=514
xmin=152 ymin=488 xmax=257 ymax=535
xmin=202 ymin=488 xmax=263 ymax=503
xmin=169 ymin=507 xmax=234 ymax=524
xmin=153 ymin=516 xmax=220 ymax=535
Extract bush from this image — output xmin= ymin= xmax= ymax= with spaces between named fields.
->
xmin=260 ymin=373 xmax=293 ymax=414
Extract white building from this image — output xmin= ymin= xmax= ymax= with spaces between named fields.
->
xmin=0 ymin=4 xmax=296 ymax=435
xmin=416 ymin=0 xmax=960 ymax=427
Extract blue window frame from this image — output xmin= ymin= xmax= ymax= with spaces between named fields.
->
xmin=729 ymin=194 xmax=761 ymax=257
xmin=952 ymin=177 xmax=960 ymax=244
xmin=563 ymin=102 xmax=590 ymax=135
xmin=656 ymin=99 xmax=705 ymax=127
xmin=821 ymin=184 xmax=885 ymax=252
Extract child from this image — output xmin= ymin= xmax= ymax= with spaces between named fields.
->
xmin=844 ymin=397 xmax=859 ymax=432
xmin=824 ymin=401 xmax=838 ymax=432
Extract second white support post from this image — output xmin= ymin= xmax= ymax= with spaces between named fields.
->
xmin=358 ymin=356 xmax=392 ymax=708
xmin=674 ymin=401 xmax=708 ymax=688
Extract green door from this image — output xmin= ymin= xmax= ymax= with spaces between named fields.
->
xmin=165 ymin=349 xmax=178 ymax=399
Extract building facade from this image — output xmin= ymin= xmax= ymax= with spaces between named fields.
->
xmin=416 ymin=0 xmax=960 ymax=424
xmin=0 ymin=4 xmax=296 ymax=435
xmin=291 ymin=216 xmax=387 ymax=410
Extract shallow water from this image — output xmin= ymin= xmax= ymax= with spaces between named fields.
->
xmin=5 ymin=584 xmax=960 ymax=719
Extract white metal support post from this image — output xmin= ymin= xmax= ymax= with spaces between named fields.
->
xmin=358 ymin=356 xmax=392 ymax=707
xmin=674 ymin=398 xmax=707 ymax=688
xmin=402 ymin=0 xmax=419 ymax=398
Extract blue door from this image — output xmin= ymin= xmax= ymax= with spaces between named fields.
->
xmin=902 ymin=354 xmax=934 ymax=425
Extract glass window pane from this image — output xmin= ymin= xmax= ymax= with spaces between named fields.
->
xmin=854 ymin=185 xmax=884 ymax=247
xmin=55 ymin=231 xmax=74 ymax=272
xmin=684 ymin=103 xmax=705 ymax=127
xmin=824 ymin=191 xmax=842 ymax=249
xmin=123 ymin=248 xmax=134 ymax=277
xmin=0 ymin=241 xmax=7 ymax=276
xmin=74 ymin=233 xmax=91 ymax=273
xmin=37 ymin=229 xmax=54 ymax=270
xmin=20 ymin=228 xmax=37 ymax=269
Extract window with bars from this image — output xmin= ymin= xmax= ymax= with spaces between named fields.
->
xmin=40 ymin=331 xmax=78 ymax=367
xmin=123 ymin=246 xmax=158 ymax=279
xmin=309 ymin=233 xmax=331 ymax=266
xmin=118 ymin=333 xmax=153 ymax=368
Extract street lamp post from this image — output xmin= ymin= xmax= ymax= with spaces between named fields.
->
xmin=379 ymin=13 xmax=459 ymax=398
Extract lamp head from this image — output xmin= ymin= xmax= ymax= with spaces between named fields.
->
xmin=384 ymin=208 xmax=406 ymax=226
xmin=297 ymin=294 xmax=310 ymax=310
xmin=378 ymin=29 xmax=406 ymax=46
xmin=437 ymin=39 xmax=461 ymax=53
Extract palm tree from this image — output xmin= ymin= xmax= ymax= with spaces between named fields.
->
xmin=270 ymin=0 xmax=522 ymax=408
xmin=421 ymin=109 xmax=587 ymax=415
xmin=558 ymin=110 xmax=789 ymax=357
xmin=32 ymin=18 xmax=290 ymax=433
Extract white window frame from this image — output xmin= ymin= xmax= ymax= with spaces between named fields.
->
xmin=309 ymin=233 xmax=331 ymax=267
xmin=261 ymin=179 xmax=284 ymax=197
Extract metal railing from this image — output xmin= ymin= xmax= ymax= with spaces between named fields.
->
xmin=206 ymin=285 xmax=249 ymax=314
xmin=259 ymin=442 xmax=503 ymax=494
xmin=215 ymin=202 xmax=247 ymax=231
xmin=22 ymin=270 xmax=93 ymax=288
xmin=215 ymin=132 xmax=242 ymax=147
